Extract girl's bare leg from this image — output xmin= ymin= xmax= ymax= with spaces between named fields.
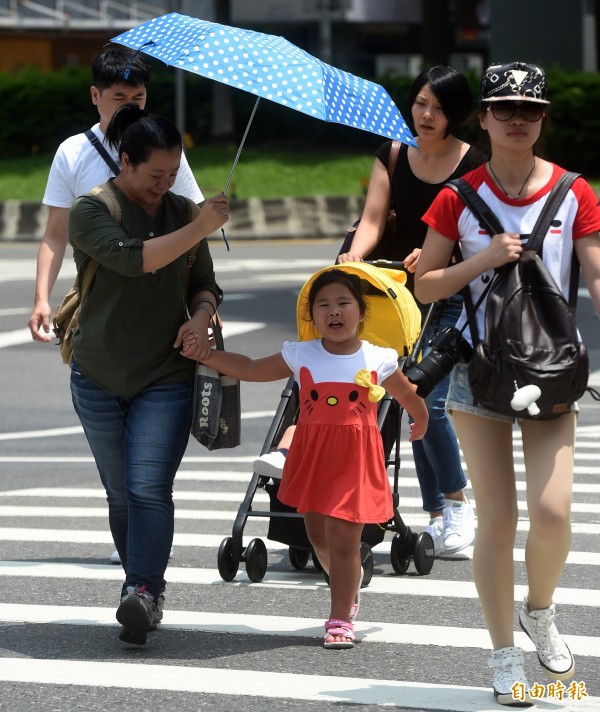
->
xmin=304 ymin=511 xmax=363 ymax=644
xmin=450 ymin=411 xmax=517 ymax=650
xmin=521 ymin=413 xmax=575 ymax=611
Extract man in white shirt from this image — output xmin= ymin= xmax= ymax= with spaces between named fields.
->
xmin=28 ymin=45 xmax=204 ymax=341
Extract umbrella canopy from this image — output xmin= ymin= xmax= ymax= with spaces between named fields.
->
xmin=111 ymin=12 xmax=416 ymax=147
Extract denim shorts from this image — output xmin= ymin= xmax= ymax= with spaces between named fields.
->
xmin=446 ymin=363 xmax=516 ymax=423
xmin=446 ymin=363 xmax=579 ymax=423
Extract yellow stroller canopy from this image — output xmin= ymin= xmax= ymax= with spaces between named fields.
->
xmin=296 ymin=262 xmax=421 ymax=357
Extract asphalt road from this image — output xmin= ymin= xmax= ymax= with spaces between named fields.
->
xmin=0 ymin=240 xmax=599 ymax=711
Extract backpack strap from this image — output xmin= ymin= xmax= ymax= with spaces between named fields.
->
xmin=526 ymin=172 xmax=581 ymax=253
xmin=388 ymin=141 xmax=401 ymax=180
xmin=184 ymin=200 xmax=202 ymax=297
xmin=526 ymin=171 xmax=582 ymax=307
xmin=444 ymin=178 xmax=505 ymax=346
xmin=445 ymin=178 xmax=504 ymax=236
xmin=89 ymin=180 xmax=122 ymax=223
xmin=85 ymin=129 xmax=121 ymax=176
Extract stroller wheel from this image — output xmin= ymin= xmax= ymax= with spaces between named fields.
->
xmin=245 ymin=538 xmax=268 ymax=582
xmin=289 ymin=547 xmax=310 ymax=570
xmin=217 ymin=537 xmax=239 ymax=582
xmin=360 ymin=541 xmax=373 ymax=587
xmin=311 ymin=552 xmax=324 ymax=572
xmin=390 ymin=533 xmax=411 ymax=575
xmin=413 ymin=531 xmax=435 ymax=575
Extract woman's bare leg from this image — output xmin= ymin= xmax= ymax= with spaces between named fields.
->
xmin=450 ymin=411 xmax=517 ymax=650
xmin=520 ymin=413 xmax=575 ymax=611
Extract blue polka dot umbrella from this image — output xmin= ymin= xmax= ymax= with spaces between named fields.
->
xmin=112 ymin=12 xmax=416 ymax=193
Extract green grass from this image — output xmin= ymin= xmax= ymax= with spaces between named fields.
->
xmin=2 ymin=145 xmax=598 ymax=201
xmin=0 ymin=144 xmax=376 ymax=201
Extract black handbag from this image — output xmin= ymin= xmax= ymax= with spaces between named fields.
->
xmin=191 ymin=319 xmax=241 ymax=450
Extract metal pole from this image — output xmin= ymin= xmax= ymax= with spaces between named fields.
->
xmin=319 ymin=0 xmax=332 ymax=64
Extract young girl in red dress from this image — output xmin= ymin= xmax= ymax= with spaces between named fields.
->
xmin=180 ymin=268 xmax=428 ymax=648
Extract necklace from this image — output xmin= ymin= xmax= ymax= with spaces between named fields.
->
xmin=488 ymin=158 xmax=536 ymax=199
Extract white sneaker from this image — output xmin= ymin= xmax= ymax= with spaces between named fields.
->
xmin=442 ymin=497 xmax=475 ymax=554
xmin=519 ymin=598 xmax=575 ymax=680
xmin=488 ymin=646 xmax=533 ymax=707
xmin=110 ymin=547 xmax=174 ymax=565
xmin=424 ymin=517 xmax=446 ymax=557
xmin=252 ymin=450 xmax=286 ymax=479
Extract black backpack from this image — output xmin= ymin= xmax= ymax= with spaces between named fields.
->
xmin=446 ymin=172 xmax=589 ymax=420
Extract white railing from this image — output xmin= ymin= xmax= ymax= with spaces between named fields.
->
xmin=0 ymin=0 xmax=168 ymax=28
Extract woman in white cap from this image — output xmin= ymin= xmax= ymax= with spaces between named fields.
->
xmin=415 ymin=61 xmax=600 ymax=706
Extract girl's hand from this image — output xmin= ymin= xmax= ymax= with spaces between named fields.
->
xmin=402 ymin=248 xmax=421 ymax=273
xmin=485 ymin=232 xmax=523 ymax=269
xmin=174 ymin=315 xmax=214 ymax=361
xmin=408 ymin=417 xmax=428 ymax=442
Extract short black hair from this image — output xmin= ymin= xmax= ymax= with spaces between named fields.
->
xmin=92 ymin=45 xmax=151 ymax=90
xmin=407 ymin=65 xmax=473 ymax=137
xmin=308 ymin=269 xmax=367 ymax=321
xmin=105 ymin=103 xmax=181 ymax=166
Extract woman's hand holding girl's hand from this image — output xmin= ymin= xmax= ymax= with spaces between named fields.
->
xmin=197 ymin=194 xmax=230 ymax=234
xmin=484 ymin=232 xmax=523 ymax=269
xmin=174 ymin=316 xmax=214 ymax=362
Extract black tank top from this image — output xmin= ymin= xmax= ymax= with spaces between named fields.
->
xmin=371 ymin=141 xmax=487 ymax=293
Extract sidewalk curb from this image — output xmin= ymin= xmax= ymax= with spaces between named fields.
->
xmin=0 ymin=195 xmax=366 ymax=242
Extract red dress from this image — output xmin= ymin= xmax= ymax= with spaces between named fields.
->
xmin=277 ymin=362 xmax=394 ymax=524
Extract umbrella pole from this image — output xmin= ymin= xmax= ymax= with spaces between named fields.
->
xmin=219 ymin=97 xmax=260 ymax=252
xmin=223 ymin=96 xmax=261 ymax=196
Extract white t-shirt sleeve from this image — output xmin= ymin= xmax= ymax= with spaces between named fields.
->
xmin=376 ymin=346 xmax=400 ymax=383
xmin=281 ymin=341 xmax=300 ymax=375
xmin=173 ymin=151 xmax=204 ymax=203
xmin=42 ymin=145 xmax=77 ymax=208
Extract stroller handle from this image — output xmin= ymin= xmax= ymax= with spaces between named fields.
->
xmin=363 ymin=259 xmax=405 ymax=270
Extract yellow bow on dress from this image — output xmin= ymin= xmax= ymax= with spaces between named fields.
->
xmin=354 ymin=369 xmax=385 ymax=403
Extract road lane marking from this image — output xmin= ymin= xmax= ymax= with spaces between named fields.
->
xmin=3 ymin=657 xmax=596 ymax=711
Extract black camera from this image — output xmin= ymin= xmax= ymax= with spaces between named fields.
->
xmin=405 ymin=327 xmax=473 ymax=398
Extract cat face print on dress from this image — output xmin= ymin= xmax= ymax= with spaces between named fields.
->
xmin=299 ymin=366 xmax=378 ymax=421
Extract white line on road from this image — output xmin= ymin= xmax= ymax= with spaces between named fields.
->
xmin=3 ymin=657 xmax=595 ymax=712
xmin=0 ymin=603 xmax=598 ymax=657
xmin=0 ymin=562 xmax=598 ymax=608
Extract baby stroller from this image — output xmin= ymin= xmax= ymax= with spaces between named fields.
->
xmin=217 ymin=261 xmax=435 ymax=585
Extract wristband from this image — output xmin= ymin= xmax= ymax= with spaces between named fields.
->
xmin=196 ymin=305 xmax=214 ymax=320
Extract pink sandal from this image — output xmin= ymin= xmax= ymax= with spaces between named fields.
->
xmin=349 ymin=589 xmax=361 ymax=622
xmin=324 ymin=618 xmax=355 ymax=649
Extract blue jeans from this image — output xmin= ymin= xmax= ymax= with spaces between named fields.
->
xmin=70 ymin=360 xmax=192 ymax=600
xmin=411 ymin=296 xmax=467 ymax=513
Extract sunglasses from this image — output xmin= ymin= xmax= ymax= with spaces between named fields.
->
xmin=486 ymin=102 xmax=545 ymax=122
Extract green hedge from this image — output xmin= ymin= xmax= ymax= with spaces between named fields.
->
xmin=0 ymin=64 xmax=597 ymax=175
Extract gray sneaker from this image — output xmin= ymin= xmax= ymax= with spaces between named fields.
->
xmin=519 ymin=598 xmax=575 ymax=680
xmin=488 ymin=646 xmax=533 ymax=707
xmin=116 ymin=585 xmax=159 ymax=645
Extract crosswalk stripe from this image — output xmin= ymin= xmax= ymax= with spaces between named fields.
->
xmin=2 ymin=561 xmax=598 ymax=607
xmin=1 ymin=603 xmax=598 ymax=656
xmin=3 ymin=487 xmax=599 ymax=516
xmin=2 ymin=657 xmax=595 ymax=712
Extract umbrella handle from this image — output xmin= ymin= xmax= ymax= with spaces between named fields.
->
xmin=223 ymin=96 xmax=261 ymax=196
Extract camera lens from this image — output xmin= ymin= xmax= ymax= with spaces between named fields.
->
xmin=405 ymin=349 xmax=457 ymax=398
